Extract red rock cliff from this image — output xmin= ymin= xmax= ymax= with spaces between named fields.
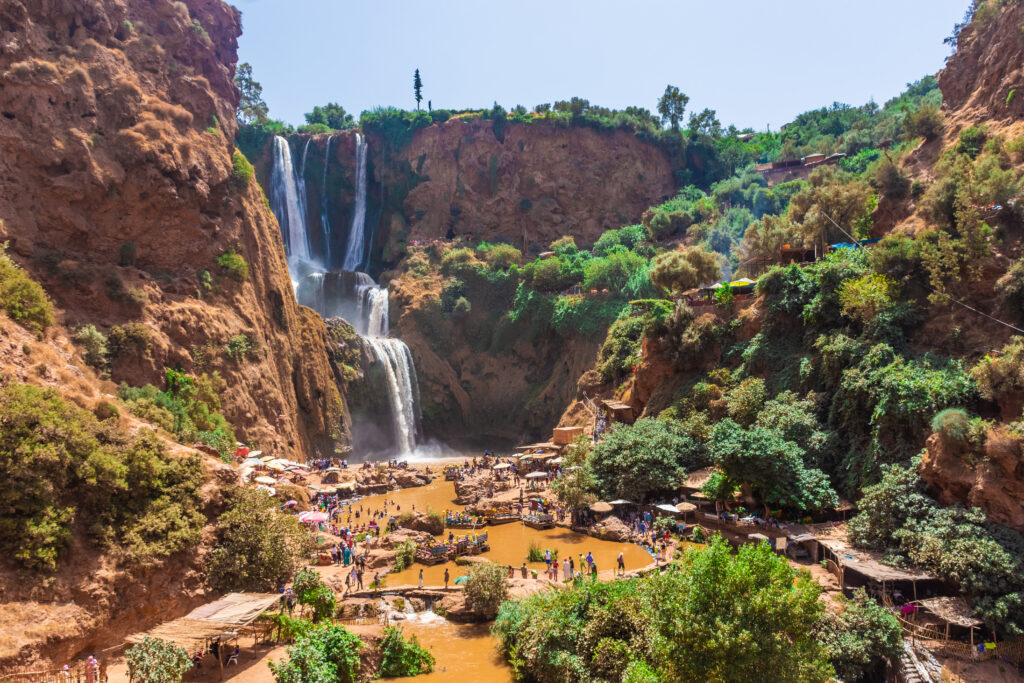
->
xmin=0 ymin=0 xmax=347 ymax=459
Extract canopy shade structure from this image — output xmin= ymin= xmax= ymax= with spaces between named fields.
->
xmin=254 ymin=476 xmax=277 ymax=485
xmin=748 ymin=533 xmax=770 ymax=542
xmin=915 ymin=597 xmax=982 ymax=628
xmin=550 ymin=457 xmax=564 ymax=464
xmin=492 ymin=463 xmax=511 ymax=470
xmin=248 ymin=450 xmax=263 ymax=457
xmin=243 ymin=457 xmax=263 ymax=466
xmin=259 ymin=455 xmax=274 ymax=462
xmin=589 ymin=502 xmax=613 ymax=513
xmin=125 ymin=593 xmax=281 ymax=651
xmin=655 ymin=503 xmax=682 ymax=514
xmin=525 ymin=471 xmax=548 ymax=479
xmin=609 ymin=499 xmax=635 ymax=506
xmin=675 ymin=502 xmax=697 ymax=513
xmin=299 ymin=511 xmax=329 ymax=523
xmin=266 ymin=462 xmax=286 ymax=471
xmin=325 ymin=467 xmax=342 ymax=472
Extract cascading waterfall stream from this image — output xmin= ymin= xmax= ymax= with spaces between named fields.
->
xmin=271 ymin=132 xmax=421 ymax=457
xmin=269 ymin=136 xmax=311 ymax=264
xmin=320 ymin=135 xmax=334 ymax=267
xmin=341 ymin=133 xmax=368 ymax=271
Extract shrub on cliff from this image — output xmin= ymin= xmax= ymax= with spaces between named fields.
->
xmin=216 ymin=249 xmax=249 ymax=282
xmin=74 ymin=324 xmax=108 ymax=370
xmin=996 ymin=258 xmax=1024 ymax=317
xmin=0 ymin=383 xmax=204 ymax=572
xmin=208 ymin=487 xmax=313 ymax=592
xmin=0 ymin=241 xmax=54 ymax=336
xmin=231 ymin=150 xmax=254 ymax=186
xmin=118 ymin=369 xmax=236 ymax=458
xmin=479 ymin=242 xmax=521 ymax=271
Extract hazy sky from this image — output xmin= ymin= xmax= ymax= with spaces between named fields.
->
xmin=235 ymin=0 xmax=969 ymax=131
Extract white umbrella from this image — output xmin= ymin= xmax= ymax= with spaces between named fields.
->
xmin=550 ymin=457 xmax=564 ymax=464
xmin=655 ymin=503 xmax=681 ymax=514
xmin=525 ymin=471 xmax=547 ymax=479
xmin=254 ymin=476 xmax=277 ymax=485
xmin=492 ymin=463 xmax=511 ymax=470
xmin=609 ymin=499 xmax=634 ymax=505
xmin=248 ymin=450 xmax=263 ymax=457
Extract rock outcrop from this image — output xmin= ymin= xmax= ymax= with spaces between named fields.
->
xmin=0 ymin=0 xmax=348 ymax=461
xmin=920 ymin=430 xmax=1024 ymax=534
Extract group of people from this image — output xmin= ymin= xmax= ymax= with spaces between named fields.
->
xmin=57 ymin=655 xmax=102 ymax=682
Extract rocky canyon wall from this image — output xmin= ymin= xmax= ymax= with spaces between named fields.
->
xmin=0 ymin=0 xmax=348 ymax=459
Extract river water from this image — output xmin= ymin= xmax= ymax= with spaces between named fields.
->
xmin=353 ymin=479 xmax=653 ymax=586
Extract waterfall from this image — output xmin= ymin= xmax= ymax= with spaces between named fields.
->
xmin=363 ymin=337 xmax=422 ymax=456
xmin=269 ymin=136 xmax=311 ymax=264
xmin=274 ymin=132 xmax=421 ymax=458
xmin=341 ymin=133 xmax=369 ymax=271
xmin=320 ymin=135 xmax=334 ymax=268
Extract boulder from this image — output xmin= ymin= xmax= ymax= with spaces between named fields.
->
xmin=592 ymin=515 xmax=632 ymax=542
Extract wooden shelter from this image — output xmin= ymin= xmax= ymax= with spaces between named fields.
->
xmin=553 ymin=426 xmax=584 ymax=445
xmin=601 ymin=399 xmax=635 ymax=425
xmin=124 ymin=593 xmax=281 ymax=680
xmin=817 ymin=538 xmax=942 ymax=599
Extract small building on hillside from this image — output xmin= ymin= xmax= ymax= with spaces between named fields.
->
xmin=601 ymin=399 xmax=635 ymax=425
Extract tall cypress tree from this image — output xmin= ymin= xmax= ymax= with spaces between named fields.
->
xmin=414 ymin=69 xmax=423 ymax=110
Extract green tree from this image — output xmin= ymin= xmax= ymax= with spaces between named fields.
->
xmin=588 ymin=418 xmax=704 ymax=502
xmin=838 ymin=273 xmax=896 ymax=324
xmin=650 ymin=246 xmax=721 ymax=297
xmin=815 ymin=589 xmax=902 ymax=682
xmin=413 ymin=69 xmax=423 ymax=110
xmin=126 ymin=636 xmax=192 ymax=683
xmin=0 ymin=242 xmax=54 ymax=337
xmin=207 ymin=488 xmax=313 ymax=591
xmin=688 ymin=108 xmax=722 ymax=138
xmin=292 ymin=569 xmax=337 ymax=623
xmin=493 ymin=537 xmax=833 ymax=682
xmin=234 ymin=62 xmax=268 ymax=125
xmin=270 ymin=624 xmax=363 ymax=683
xmin=708 ymin=419 xmax=837 ymax=511
xmin=304 ymin=103 xmax=354 ymax=130
xmin=657 ymin=85 xmax=689 ymax=129
xmin=465 ymin=562 xmax=509 ymax=619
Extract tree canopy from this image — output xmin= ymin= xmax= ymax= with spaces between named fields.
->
xmin=657 ymin=84 xmax=689 ymax=130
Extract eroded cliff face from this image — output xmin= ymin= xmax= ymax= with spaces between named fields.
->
xmin=386 ymin=118 xmax=675 ymax=254
xmin=939 ymin=1 xmax=1024 ymax=123
xmin=0 ymin=0 xmax=348 ymax=459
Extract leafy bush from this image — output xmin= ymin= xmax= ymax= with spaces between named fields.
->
xmin=119 ymin=369 xmax=236 ymax=457
xmin=293 ymin=569 xmax=337 ymax=623
xmin=996 ymin=258 xmax=1024 ymax=317
xmin=0 ymin=243 xmax=54 ymax=336
xmin=493 ymin=536 xmax=831 ymax=682
xmin=377 ymin=626 xmax=435 ymax=677
xmin=815 ymin=589 xmax=902 ymax=682
xmin=837 ymin=273 xmax=896 ymax=324
xmin=207 ymin=487 xmax=313 ymax=591
xmin=465 ymin=562 xmax=508 ymax=619
xmin=0 ymin=383 xmax=204 ymax=572
xmin=74 ymin=324 xmax=108 ymax=369
xmin=650 ymin=246 xmax=720 ymax=297
xmin=931 ymin=407 xmax=971 ymax=441
xmin=957 ymin=125 xmax=987 ymax=158
xmin=107 ymin=322 xmax=151 ymax=359
xmin=970 ymin=337 xmax=1024 ymax=403
xmin=597 ymin=314 xmax=646 ymax=381
xmin=875 ymin=162 xmax=910 ymax=199
xmin=231 ymin=150 xmax=254 ymax=186
xmin=216 ymin=249 xmax=249 ymax=282
xmin=902 ymin=104 xmax=943 ymax=141
xmin=269 ymin=623 xmax=362 ymax=683
xmin=226 ymin=333 xmax=256 ymax=362
xmin=126 ymin=636 xmax=192 ymax=683
xmin=479 ymin=242 xmax=521 ymax=271
xmin=393 ymin=539 xmax=416 ymax=572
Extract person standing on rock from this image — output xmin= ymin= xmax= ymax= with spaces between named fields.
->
xmin=562 ymin=558 xmax=571 ymax=582
xmin=444 ymin=568 xmax=450 ymax=590
xmin=617 ymin=551 xmax=625 ymax=575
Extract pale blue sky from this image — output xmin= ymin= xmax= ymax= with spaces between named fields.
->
xmin=235 ymin=0 xmax=969 ymax=131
